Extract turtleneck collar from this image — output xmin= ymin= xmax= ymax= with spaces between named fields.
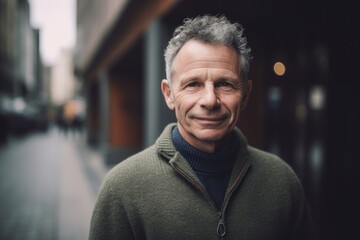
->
xmin=172 ymin=127 xmax=237 ymax=175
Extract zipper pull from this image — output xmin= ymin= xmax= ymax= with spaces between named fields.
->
xmin=217 ymin=217 xmax=226 ymax=238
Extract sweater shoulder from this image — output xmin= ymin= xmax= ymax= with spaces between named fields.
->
xmin=244 ymin=146 xmax=308 ymax=202
xmin=246 ymin=146 xmax=300 ymax=184
xmin=102 ymin=145 xmax=161 ymax=186
xmin=247 ymin=146 xmax=291 ymax=169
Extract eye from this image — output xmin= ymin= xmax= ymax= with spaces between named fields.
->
xmin=187 ymin=82 xmax=200 ymax=88
xmin=216 ymin=81 xmax=233 ymax=88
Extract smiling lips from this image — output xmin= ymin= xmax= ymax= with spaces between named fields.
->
xmin=195 ymin=116 xmax=226 ymax=125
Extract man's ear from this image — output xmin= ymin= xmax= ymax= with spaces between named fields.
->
xmin=241 ymin=79 xmax=253 ymax=111
xmin=161 ymin=79 xmax=175 ymax=110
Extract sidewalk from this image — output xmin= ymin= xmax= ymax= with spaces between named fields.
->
xmin=0 ymin=127 xmax=111 ymax=240
xmin=57 ymin=128 xmax=110 ymax=240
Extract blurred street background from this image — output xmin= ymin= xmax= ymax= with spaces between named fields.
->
xmin=0 ymin=0 xmax=359 ymax=239
xmin=0 ymin=126 xmax=109 ymax=240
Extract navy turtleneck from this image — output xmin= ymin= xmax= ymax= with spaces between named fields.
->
xmin=172 ymin=127 xmax=237 ymax=210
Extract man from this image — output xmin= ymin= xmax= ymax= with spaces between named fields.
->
xmin=89 ymin=15 xmax=317 ymax=240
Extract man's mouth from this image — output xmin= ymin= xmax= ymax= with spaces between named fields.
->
xmin=195 ymin=116 xmax=226 ymax=124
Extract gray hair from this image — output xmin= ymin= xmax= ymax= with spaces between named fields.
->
xmin=164 ymin=14 xmax=252 ymax=83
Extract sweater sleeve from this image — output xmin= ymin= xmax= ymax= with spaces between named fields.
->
xmin=288 ymin=171 xmax=318 ymax=240
xmin=89 ymin=172 xmax=134 ymax=240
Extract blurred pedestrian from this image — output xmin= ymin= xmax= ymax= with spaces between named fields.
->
xmin=89 ymin=14 xmax=317 ymax=239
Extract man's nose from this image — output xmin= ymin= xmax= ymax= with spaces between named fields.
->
xmin=199 ymin=85 xmax=220 ymax=109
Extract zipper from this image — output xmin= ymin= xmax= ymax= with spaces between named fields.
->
xmin=215 ymin=177 xmax=240 ymax=240
xmin=172 ymin=158 xmax=250 ymax=239
xmin=172 ymin=162 xmax=226 ymax=239
xmin=217 ymin=157 xmax=251 ymax=239
xmin=217 ymin=215 xmax=226 ymax=238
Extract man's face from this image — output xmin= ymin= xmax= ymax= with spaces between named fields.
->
xmin=162 ymin=40 xmax=251 ymax=152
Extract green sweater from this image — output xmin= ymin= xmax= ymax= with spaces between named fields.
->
xmin=89 ymin=123 xmax=317 ymax=240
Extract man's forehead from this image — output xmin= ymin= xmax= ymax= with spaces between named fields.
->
xmin=172 ymin=40 xmax=240 ymax=77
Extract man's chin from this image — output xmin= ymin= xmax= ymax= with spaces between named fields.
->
xmin=194 ymin=129 xmax=227 ymax=142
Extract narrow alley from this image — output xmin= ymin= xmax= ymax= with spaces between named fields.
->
xmin=0 ymin=127 xmax=110 ymax=240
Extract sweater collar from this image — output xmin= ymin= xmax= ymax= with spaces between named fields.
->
xmin=171 ymin=127 xmax=237 ymax=174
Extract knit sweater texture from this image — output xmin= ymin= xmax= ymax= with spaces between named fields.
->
xmin=89 ymin=123 xmax=317 ymax=240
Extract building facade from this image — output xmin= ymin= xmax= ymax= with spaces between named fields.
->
xmin=75 ymin=0 xmax=178 ymax=161
xmin=0 ymin=0 xmax=44 ymax=140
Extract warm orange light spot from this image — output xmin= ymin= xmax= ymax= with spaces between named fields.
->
xmin=274 ymin=62 xmax=286 ymax=76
